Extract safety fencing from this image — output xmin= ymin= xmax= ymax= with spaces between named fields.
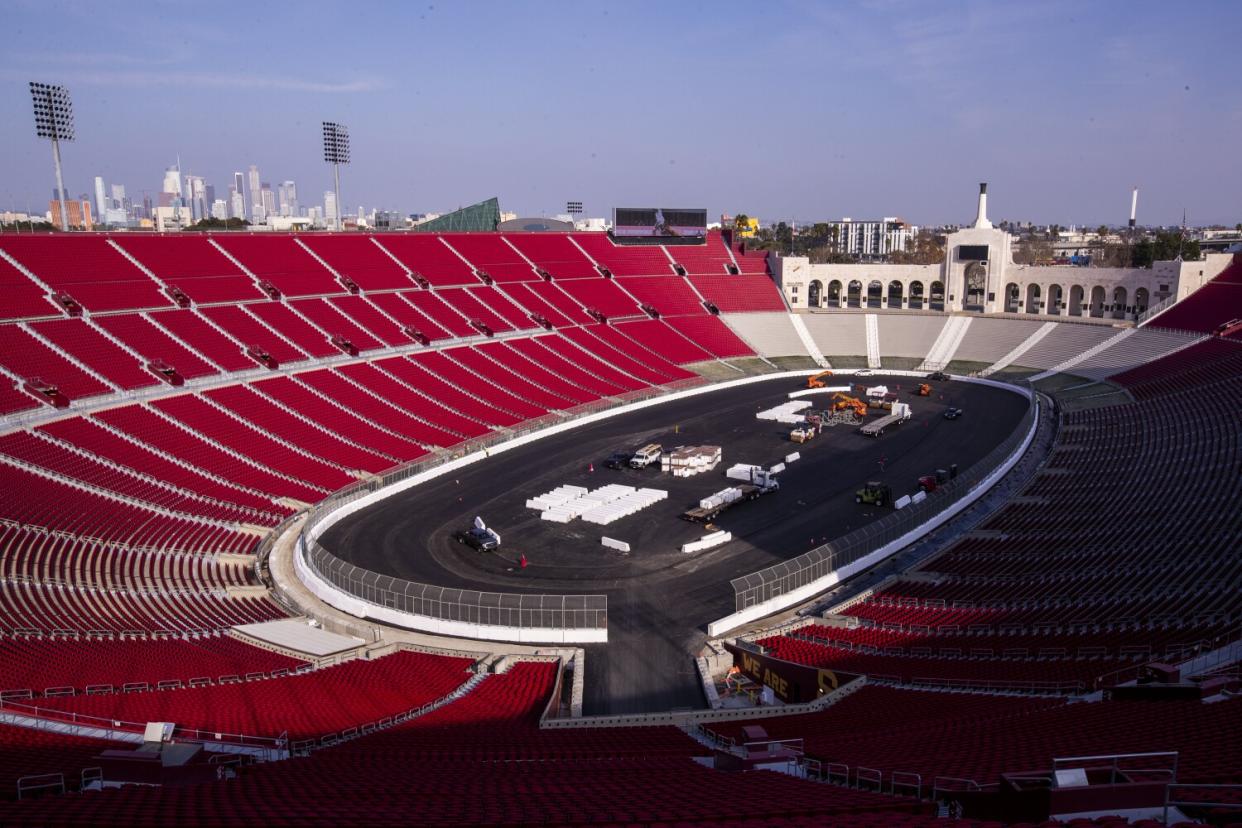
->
xmin=730 ymin=386 xmax=1038 ymax=615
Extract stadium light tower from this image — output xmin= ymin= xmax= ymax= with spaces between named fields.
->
xmin=322 ymin=121 xmax=350 ymax=231
xmin=30 ymin=82 xmax=75 ymax=231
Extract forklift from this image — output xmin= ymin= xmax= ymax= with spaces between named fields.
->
xmin=855 ymin=481 xmax=893 ymax=507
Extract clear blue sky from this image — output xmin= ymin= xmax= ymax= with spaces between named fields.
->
xmin=2 ymin=0 xmax=1240 ymax=226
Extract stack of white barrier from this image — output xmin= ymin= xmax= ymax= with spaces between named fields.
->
xmin=532 ymin=484 xmax=668 ymax=525
xmin=526 ymin=485 xmax=588 ymax=512
xmin=726 ymin=463 xmax=763 ymax=482
xmin=661 ymin=445 xmax=722 ymax=478
xmin=756 ymin=400 xmax=812 ymax=424
xmin=582 ymin=487 xmax=668 ymax=525
xmin=698 ymin=487 xmax=742 ymax=511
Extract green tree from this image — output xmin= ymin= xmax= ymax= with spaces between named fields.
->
xmin=185 ymin=217 xmax=250 ymax=231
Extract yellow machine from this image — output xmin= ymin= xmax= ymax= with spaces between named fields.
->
xmin=806 ymin=370 xmax=835 ymax=389
xmin=831 ymin=393 xmax=868 ymax=419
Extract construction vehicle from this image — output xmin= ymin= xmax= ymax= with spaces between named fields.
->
xmin=790 ymin=426 xmax=815 ymax=444
xmin=859 ymin=403 xmax=913 ymax=437
xmin=831 ymin=393 xmax=869 ymax=419
xmin=806 ymin=370 xmax=835 ymax=389
xmin=855 ymin=482 xmax=892 ymax=507
xmin=681 ymin=480 xmax=778 ymax=523
xmin=917 ymin=469 xmax=950 ymax=493
xmin=915 ymin=383 xmax=932 ymax=396
xmin=629 ymin=443 xmax=663 ymax=469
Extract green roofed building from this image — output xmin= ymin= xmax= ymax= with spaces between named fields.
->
xmin=412 ymin=197 xmax=501 ymax=232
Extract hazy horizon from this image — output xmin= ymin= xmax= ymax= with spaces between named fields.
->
xmin=2 ymin=0 xmax=1240 ymax=227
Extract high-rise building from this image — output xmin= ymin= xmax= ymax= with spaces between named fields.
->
xmin=210 ymin=199 xmax=228 ymax=221
xmin=110 ymin=183 xmax=126 ymax=208
xmin=93 ymin=176 xmax=108 ymax=223
xmin=278 ymin=181 xmax=298 ymax=217
xmin=162 ymin=166 xmax=182 ymax=199
xmin=232 ymin=172 xmax=247 ymax=219
xmin=229 ymin=190 xmax=245 ymax=221
xmin=260 ymin=184 xmax=276 ymax=221
xmin=247 ymin=165 xmax=263 ymax=222
xmin=185 ymin=175 xmax=207 ymax=222
xmin=323 ymin=190 xmax=338 ymax=225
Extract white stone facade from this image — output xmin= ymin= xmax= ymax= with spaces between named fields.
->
xmin=774 ymin=186 xmax=1232 ymax=321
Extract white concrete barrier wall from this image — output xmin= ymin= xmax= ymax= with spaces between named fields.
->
xmin=295 ymin=538 xmax=607 ymax=644
xmin=295 ymin=367 xmax=1026 ymax=646
xmin=706 ymin=378 xmax=1037 ymax=637
xmin=681 ymin=531 xmax=732 ymax=554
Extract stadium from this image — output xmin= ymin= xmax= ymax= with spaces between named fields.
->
xmin=0 ymin=208 xmax=1239 ymax=826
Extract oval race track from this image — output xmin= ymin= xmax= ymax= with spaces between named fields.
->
xmin=321 ymin=373 xmax=1030 ymax=715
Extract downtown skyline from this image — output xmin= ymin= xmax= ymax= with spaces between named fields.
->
xmin=1 ymin=0 xmax=1240 ymax=228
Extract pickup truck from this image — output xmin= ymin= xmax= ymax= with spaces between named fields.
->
xmin=453 ymin=526 xmax=501 ymax=552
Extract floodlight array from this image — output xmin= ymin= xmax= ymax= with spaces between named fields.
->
xmin=30 ymin=82 xmax=75 ymax=141
xmin=322 ymin=121 xmax=350 ymax=165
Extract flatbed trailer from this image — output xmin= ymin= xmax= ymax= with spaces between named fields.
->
xmin=858 ymin=410 xmax=909 ymax=437
xmin=680 ymin=482 xmax=777 ymax=523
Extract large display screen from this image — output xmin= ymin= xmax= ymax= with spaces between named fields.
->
xmin=613 ymin=207 xmax=707 ymax=239
xmin=958 ymin=244 xmax=989 ymax=261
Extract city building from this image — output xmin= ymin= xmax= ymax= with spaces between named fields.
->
xmin=93 ymin=176 xmax=108 ymax=223
xmin=231 ymin=172 xmax=247 ymax=219
xmin=820 ymin=217 xmax=917 ymax=259
xmin=278 ymin=180 xmax=298 ymax=217
xmin=248 ymin=165 xmax=263 ymax=222
xmin=260 ymin=184 xmax=276 ymax=221
xmin=162 ymin=165 xmax=182 ymax=199
xmin=323 ymin=190 xmax=338 ymax=225
xmin=49 ymin=197 xmax=93 ymax=229
xmin=210 ymin=199 xmax=229 ymax=220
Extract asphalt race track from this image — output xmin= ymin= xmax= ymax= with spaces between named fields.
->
xmin=322 ymin=374 xmax=1029 ymax=715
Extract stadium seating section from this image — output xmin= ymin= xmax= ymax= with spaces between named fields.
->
xmin=1 ymin=231 xmax=1239 ymax=825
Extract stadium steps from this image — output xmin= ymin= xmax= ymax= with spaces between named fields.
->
xmin=1027 ymin=328 xmax=1134 ymax=381
xmin=980 ymin=321 xmax=1058 ymax=377
xmin=137 ymin=310 xmax=232 ymax=374
xmin=0 ymin=452 xmax=242 ymax=532
xmin=141 ymin=404 xmax=331 ymax=496
xmin=918 ymin=314 xmax=972 ymax=371
xmin=23 ymin=429 xmax=274 ymax=525
xmin=16 ymin=322 xmax=120 ymax=394
xmin=865 ymin=313 xmax=882 ymax=368
xmin=229 ymin=383 xmax=403 ymax=466
xmin=81 ymin=417 xmax=288 ymax=509
xmin=193 ymin=394 xmax=367 ymax=477
xmin=295 ymin=370 xmax=453 ymax=449
xmin=789 ymin=314 xmax=829 ymax=366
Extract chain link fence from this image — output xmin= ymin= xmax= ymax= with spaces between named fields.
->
xmin=294 ymin=379 xmax=709 ymax=632
xmin=731 ymin=389 xmax=1038 ymax=613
